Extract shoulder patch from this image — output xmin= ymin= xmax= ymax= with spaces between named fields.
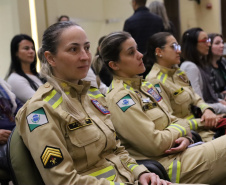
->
xmin=117 ymin=94 xmax=135 ymax=112
xmin=26 ymin=108 xmax=48 ymax=132
xmin=41 ymin=146 xmax=63 ymax=168
xmin=147 ymin=87 xmax=162 ymax=102
xmin=154 ymin=84 xmax=162 ymax=93
xmin=91 ymin=99 xmax=110 ymax=114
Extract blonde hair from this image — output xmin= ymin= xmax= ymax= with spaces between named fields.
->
xmin=38 ymin=21 xmax=85 ymax=122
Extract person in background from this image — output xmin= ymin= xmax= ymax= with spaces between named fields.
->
xmin=145 ymin=32 xmax=218 ymax=142
xmin=0 ymin=77 xmax=23 ymax=144
xmin=180 ymin=27 xmax=226 ymax=114
xmin=206 ymin=33 xmax=226 ymax=100
xmin=16 ymin=21 xmax=171 ymax=185
xmin=58 ymin=15 xmax=70 ymax=22
xmin=6 ymin=34 xmax=44 ymax=103
xmin=99 ymin=31 xmax=226 ymax=184
xmin=123 ymin=0 xmax=164 ymax=54
xmin=148 ymin=1 xmax=176 ymax=36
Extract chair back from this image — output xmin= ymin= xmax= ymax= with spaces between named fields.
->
xmin=7 ymin=127 xmax=45 ymax=185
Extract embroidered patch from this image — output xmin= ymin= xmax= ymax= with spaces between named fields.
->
xmin=26 ymin=108 xmax=48 ymax=132
xmin=154 ymin=84 xmax=162 ymax=93
xmin=68 ymin=118 xmax=93 ymax=131
xmin=91 ymin=99 xmax=110 ymax=114
xmin=178 ymin=74 xmax=188 ymax=83
xmin=147 ymin=87 xmax=162 ymax=102
xmin=41 ymin=146 xmax=63 ymax=168
xmin=117 ymin=94 xmax=135 ymax=112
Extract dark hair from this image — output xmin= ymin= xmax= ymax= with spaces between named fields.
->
xmin=206 ymin=33 xmax=223 ymax=65
xmin=134 ymin=0 xmax=147 ymax=6
xmin=58 ymin=15 xmax=70 ymax=22
xmin=181 ymin=27 xmax=204 ymax=67
xmin=6 ymin=34 xmax=41 ymax=90
xmin=98 ymin=31 xmax=131 ymax=73
xmin=143 ymin=32 xmax=172 ymax=70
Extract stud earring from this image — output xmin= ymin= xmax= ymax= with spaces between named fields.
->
xmin=155 ymin=53 xmax=158 ymax=56
xmin=160 ymin=55 xmax=162 ymax=57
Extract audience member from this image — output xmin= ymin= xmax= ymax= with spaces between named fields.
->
xmin=98 ymin=31 xmax=226 ymax=184
xmin=0 ymin=78 xmax=23 ymax=144
xmin=6 ymin=34 xmax=44 ymax=103
xmin=180 ymin=28 xmax=226 ymax=114
xmin=123 ymin=0 xmax=164 ymax=54
xmin=207 ymin=33 xmax=226 ymax=100
xmin=58 ymin=15 xmax=70 ymax=22
xmin=145 ymin=32 xmax=218 ymax=142
xmin=148 ymin=1 xmax=176 ymax=36
xmin=91 ymin=36 xmax=113 ymax=87
xmin=16 ymin=21 xmax=170 ymax=185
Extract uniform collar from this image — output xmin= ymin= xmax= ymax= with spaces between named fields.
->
xmin=113 ymin=75 xmax=143 ymax=89
xmin=52 ymin=75 xmax=91 ymax=95
xmin=154 ymin=63 xmax=179 ymax=77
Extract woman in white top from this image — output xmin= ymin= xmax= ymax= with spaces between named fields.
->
xmin=6 ymin=34 xmax=44 ymax=103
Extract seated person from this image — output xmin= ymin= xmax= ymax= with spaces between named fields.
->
xmin=6 ymin=34 xmax=44 ymax=103
xmin=16 ymin=21 xmax=171 ymax=185
xmin=180 ymin=28 xmax=226 ymax=114
xmin=144 ymin=32 xmax=219 ymax=142
xmin=207 ymin=33 xmax=226 ymax=100
xmin=97 ymin=31 xmax=226 ymax=184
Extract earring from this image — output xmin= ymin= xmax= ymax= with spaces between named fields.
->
xmin=155 ymin=53 xmax=158 ymax=56
xmin=160 ymin=55 xmax=162 ymax=57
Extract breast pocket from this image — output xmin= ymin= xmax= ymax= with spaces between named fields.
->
xmin=66 ymin=115 xmax=101 ymax=147
xmin=146 ymin=107 xmax=169 ymax=130
xmin=174 ymin=89 xmax=190 ymax=105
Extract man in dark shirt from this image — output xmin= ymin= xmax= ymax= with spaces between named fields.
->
xmin=123 ymin=0 xmax=165 ymax=54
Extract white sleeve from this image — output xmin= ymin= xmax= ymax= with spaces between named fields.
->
xmin=7 ymin=73 xmax=36 ymax=103
xmin=180 ymin=62 xmax=204 ymax=98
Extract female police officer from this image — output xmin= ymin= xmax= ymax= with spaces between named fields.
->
xmin=145 ymin=32 xmax=218 ymax=142
xmin=100 ymin=31 xmax=226 ymax=184
xmin=15 ymin=22 xmax=171 ymax=185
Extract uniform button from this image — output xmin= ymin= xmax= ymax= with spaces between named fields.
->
xmin=44 ymin=82 xmax=50 ymax=88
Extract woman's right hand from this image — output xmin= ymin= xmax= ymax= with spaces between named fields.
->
xmin=164 ymin=137 xmax=190 ymax=155
xmin=139 ymin=172 xmax=171 ymax=185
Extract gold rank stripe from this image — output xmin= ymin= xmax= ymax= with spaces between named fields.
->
xmin=42 ymin=147 xmax=62 ymax=166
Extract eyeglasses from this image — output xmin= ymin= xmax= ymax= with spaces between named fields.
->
xmin=161 ymin=43 xmax=181 ymax=52
xmin=198 ymin=38 xmax=211 ymax=44
xmin=171 ymin=43 xmax=181 ymax=52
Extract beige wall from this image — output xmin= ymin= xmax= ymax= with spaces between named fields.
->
xmin=0 ymin=0 xmax=223 ymax=78
xmin=180 ymin=0 xmax=221 ymax=35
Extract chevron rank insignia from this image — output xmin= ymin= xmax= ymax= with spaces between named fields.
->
xmin=26 ymin=108 xmax=48 ymax=132
xmin=41 ymin=146 xmax=63 ymax=168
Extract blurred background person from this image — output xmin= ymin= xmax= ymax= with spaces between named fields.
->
xmin=180 ymin=28 xmax=226 ymax=114
xmin=207 ymin=33 xmax=226 ymax=100
xmin=148 ymin=1 xmax=176 ymax=36
xmin=58 ymin=15 xmax=70 ymax=22
xmin=123 ymin=0 xmax=164 ymax=54
xmin=6 ymin=34 xmax=44 ymax=103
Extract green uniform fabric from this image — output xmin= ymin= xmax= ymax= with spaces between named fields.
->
xmin=146 ymin=63 xmax=215 ymax=142
xmin=106 ymin=75 xmax=226 ymax=184
xmin=16 ymin=78 xmax=148 ymax=185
